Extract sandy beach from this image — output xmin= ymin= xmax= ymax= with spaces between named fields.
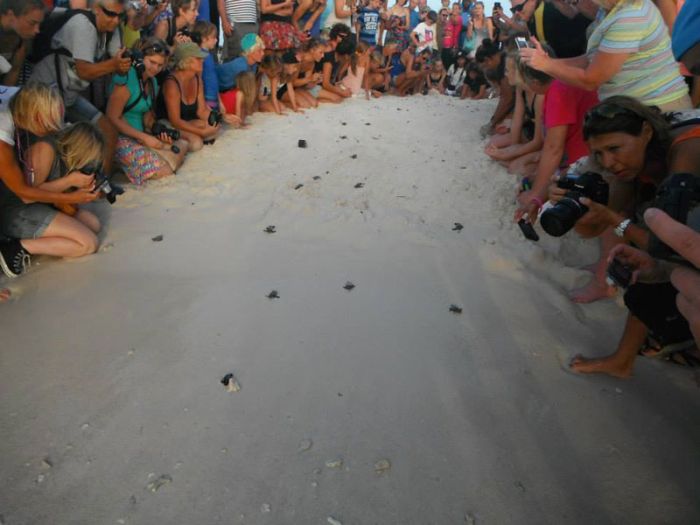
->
xmin=1 ymin=95 xmax=699 ymax=524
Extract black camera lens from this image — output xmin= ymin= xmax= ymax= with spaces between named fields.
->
xmin=540 ymin=196 xmax=587 ymax=237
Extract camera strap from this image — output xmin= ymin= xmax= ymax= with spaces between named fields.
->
xmin=124 ymin=75 xmax=154 ymax=114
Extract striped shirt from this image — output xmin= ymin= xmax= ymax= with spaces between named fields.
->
xmin=224 ymin=0 xmax=258 ymax=24
xmin=586 ymin=0 xmax=687 ymax=107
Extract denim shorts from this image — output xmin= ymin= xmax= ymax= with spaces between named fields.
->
xmin=65 ymin=95 xmax=102 ymax=124
xmin=0 ymin=202 xmax=57 ymax=240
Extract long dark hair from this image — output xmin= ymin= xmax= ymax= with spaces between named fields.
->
xmin=583 ymin=96 xmax=672 ymax=164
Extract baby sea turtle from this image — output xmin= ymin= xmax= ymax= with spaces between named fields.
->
xmin=220 ymin=373 xmax=241 ymax=392
xmin=313 ymin=176 xmax=321 ymax=181
xmin=354 ymin=183 xmax=364 ymax=189
xmin=298 ymin=139 xmax=307 ymax=148
xmin=343 ymin=282 xmax=356 ymax=291
xmin=340 ymin=135 xmax=347 ymax=140
xmin=267 ymin=290 xmax=280 ymax=299
xmin=151 ymin=234 xmax=164 ymax=242
xmin=264 ymin=225 xmax=276 ymax=234
xmin=294 ymin=184 xmax=304 ymax=190
xmin=452 ymin=223 xmax=464 ymax=231
xmin=350 ymin=154 xmax=357 ymax=159
xmin=449 ymin=304 xmax=463 ymax=314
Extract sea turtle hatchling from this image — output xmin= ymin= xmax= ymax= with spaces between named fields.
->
xmin=267 ymin=290 xmax=280 ymax=299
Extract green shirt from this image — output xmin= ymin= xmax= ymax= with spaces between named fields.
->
xmin=110 ymin=66 xmax=159 ymax=133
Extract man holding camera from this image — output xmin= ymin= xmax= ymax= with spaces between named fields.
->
xmin=0 ymin=0 xmax=45 ymax=86
xmin=29 ymin=0 xmax=131 ymax=176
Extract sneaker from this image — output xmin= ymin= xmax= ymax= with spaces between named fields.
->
xmin=0 ymin=240 xmax=31 ymax=278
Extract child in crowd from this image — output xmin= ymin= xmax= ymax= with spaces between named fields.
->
xmin=1 ymin=85 xmax=102 ymax=261
xmin=356 ymin=0 xmax=382 ymax=46
xmin=428 ymin=59 xmax=446 ymax=93
xmin=279 ymin=52 xmax=305 ymax=111
xmin=258 ymin=54 xmax=301 ymax=114
xmin=445 ymin=51 xmax=467 ymax=96
xmin=315 ymin=36 xmax=356 ymax=102
xmin=106 ymin=38 xmax=189 ymax=186
xmin=462 ymin=62 xmax=487 ymax=99
xmin=193 ymin=21 xmax=244 ymax=126
xmin=340 ymin=41 xmax=371 ymax=98
xmin=411 ymin=10 xmax=437 ymax=54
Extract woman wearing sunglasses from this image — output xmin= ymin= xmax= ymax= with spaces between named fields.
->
xmin=106 ymin=38 xmax=189 ymax=186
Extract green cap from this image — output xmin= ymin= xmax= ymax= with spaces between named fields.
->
xmin=173 ymin=42 xmax=208 ymax=65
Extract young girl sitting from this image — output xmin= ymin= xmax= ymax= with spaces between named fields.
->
xmin=258 ymin=55 xmax=301 ymax=114
xmin=106 ymin=37 xmax=189 ymax=186
xmin=0 ymin=84 xmax=103 ymax=260
xmin=428 ymin=59 xmax=446 ymax=94
xmin=445 ymin=51 xmax=467 ymax=96
xmin=462 ymin=62 xmax=487 ymax=99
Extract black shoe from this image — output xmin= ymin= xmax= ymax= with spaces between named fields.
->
xmin=0 ymin=240 xmax=31 ymax=278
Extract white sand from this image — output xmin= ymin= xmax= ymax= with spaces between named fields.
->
xmin=1 ymin=95 xmax=700 ymax=524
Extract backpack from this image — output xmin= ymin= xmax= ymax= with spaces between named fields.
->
xmin=29 ymin=8 xmax=107 ymax=65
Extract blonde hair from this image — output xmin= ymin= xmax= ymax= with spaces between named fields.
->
xmin=236 ymin=71 xmax=257 ymax=114
xmin=57 ymin=123 xmax=104 ymax=173
xmin=9 ymin=82 xmax=63 ymax=135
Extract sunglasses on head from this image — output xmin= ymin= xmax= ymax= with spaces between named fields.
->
xmin=143 ymin=43 xmax=170 ymax=56
xmin=100 ymin=5 xmax=122 ymax=18
xmin=583 ymin=102 xmax=635 ymax=127
xmin=510 ymin=3 xmax=524 ymax=13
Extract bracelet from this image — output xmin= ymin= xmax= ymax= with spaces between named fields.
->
xmin=530 ymin=197 xmax=544 ymax=209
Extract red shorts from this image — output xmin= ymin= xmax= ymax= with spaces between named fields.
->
xmin=220 ymin=88 xmax=239 ymax=114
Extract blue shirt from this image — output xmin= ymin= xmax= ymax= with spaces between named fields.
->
xmin=216 ymin=56 xmax=257 ymax=90
xmin=358 ymin=8 xmax=381 ymax=44
xmin=202 ymin=49 xmax=219 ymax=103
xmin=409 ymin=8 xmax=420 ymax=30
xmin=197 ymin=0 xmax=210 ymax=21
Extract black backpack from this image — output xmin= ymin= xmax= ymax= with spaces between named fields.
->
xmin=28 ymin=9 xmax=101 ymax=65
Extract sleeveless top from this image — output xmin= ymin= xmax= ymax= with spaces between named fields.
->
xmin=165 ymin=75 xmax=200 ymax=121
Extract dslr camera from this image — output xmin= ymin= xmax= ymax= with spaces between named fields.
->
xmin=123 ymin=49 xmax=145 ymax=76
xmin=540 ymin=171 xmax=609 ymax=237
xmin=648 ymin=172 xmax=700 ymax=264
xmin=80 ymin=164 xmax=124 ymax=205
xmin=147 ymin=0 xmax=165 ymax=6
xmin=208 ymin=109 xmax=223 ymax=126
xmin=151 ymin=123 xmax=182 ymax=154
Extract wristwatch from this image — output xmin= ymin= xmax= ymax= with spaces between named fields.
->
xmin=614 ymin=218 xmax=631 ymax=238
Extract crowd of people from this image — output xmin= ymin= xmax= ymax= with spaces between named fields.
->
xmin=0 ymin=0 xmax=698 ymax=381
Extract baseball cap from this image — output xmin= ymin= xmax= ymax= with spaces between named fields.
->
xmin=173 ymin=42 xmax=208 ymax=65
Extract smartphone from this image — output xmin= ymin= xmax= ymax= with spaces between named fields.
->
xmin=606 ymin=258 xmax=633 ymax=288
xmin=518 ymin=218 xmax=540 ymax=242
xmin=515 ymin=37 xmax=528 ymax=50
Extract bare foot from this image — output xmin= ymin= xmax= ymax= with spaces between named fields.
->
xmin=569 ymin=354 xmax=634 ymax=378
xmin=0 ymin=288 xmax=10 ymax=302
xmin=569 ymin=279 xmax=616 ymax=304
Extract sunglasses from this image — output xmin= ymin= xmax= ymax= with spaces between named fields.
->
xmin=100 ymin=5 xmax=122 ymax=18
xmin=510 ymin=4 xmax=524 ymax=13
xmin=143 ymin=43 xmax=170 ymax=56
xmin=583 ymin=103 xmax=634 ymax=127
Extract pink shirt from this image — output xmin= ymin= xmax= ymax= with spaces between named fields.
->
xmin=442 ymin=17 xmax=462 ymax=49
xmin=543 ymin=80 xmax=599 ymax=166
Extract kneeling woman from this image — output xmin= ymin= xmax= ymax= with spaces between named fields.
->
xmin=107 ymin=38 xmax=189 ymax=186
xmin=159 ymin=43 xmax=221 ymax=151
xmin=0 ymin=84 xmax=103 ymax=260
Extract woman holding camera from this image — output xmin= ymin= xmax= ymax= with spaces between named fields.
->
xmin=154 ymin=0 xmax=197 ymax=48
xmin=107 ymin=38 xmax=188 ymax=186
xmin=159 ymin=43 xmax=221 ymax=152
xmin=0 ymin=84 xmax=103 ymax=263
xmin=552 ymin=96 xmax=700 ymax=377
